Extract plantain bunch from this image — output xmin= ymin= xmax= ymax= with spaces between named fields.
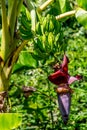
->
xmin=19 ymin=12 xmax=33 ymax=40
xmin=33 ymin=14 xmax=62 ymax=62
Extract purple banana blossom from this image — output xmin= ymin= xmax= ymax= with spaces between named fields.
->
xmin=48 ymin=54 xmax=81 ymax=124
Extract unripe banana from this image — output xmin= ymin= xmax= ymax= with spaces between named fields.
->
xmin=48 ymin=32 xmax=54 ymax=50
xmin=36 ymin=22 xmax=42 ymax=35
xmin=42 ymin=34 xmax=46 ymax=50
xmin=49 ymin=20 xmax=54 ymax=32
xmin=42 ymin=18 xmax=47 ymax=33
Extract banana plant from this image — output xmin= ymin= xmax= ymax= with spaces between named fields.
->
xmin=0 ymin=0 xmax=33 ymax=112
xmin=0 ymin=0 xmax=87 ymax=114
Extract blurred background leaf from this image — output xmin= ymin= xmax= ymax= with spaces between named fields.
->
xmin=76 ymin=0 xmax=87 ymax=10
xmin=0 ymin=113 xmax=22 ymax=130
xmin=75 ymin=8 xmax=87 ymax=29
xmin=13 ymin=51 xmax=38 ymax=73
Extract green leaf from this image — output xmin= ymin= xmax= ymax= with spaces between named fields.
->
xmin=58 ymin=0 xmax=71 ymax=13
xmin=76 ymin=0 xmax=87 ymax=10
xmin=13 ymin=51 xmax=38 ymax=73
xmin=0 ymin=113 xmax=22 ymax=130
xmin=19 ymin=51 xmax=38 ymax=67
xmin=75 ymin=8 xmax=87 ymax=29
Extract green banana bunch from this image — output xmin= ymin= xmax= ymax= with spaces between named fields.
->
xmin=33 ymin=14 xmax=63 ymax=62
xmin=35 ymin=14 xmax=61 ymax=35
xmin=19 ymin=14 xmax=33 ymax=40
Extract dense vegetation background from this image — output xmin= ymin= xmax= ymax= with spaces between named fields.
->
xmin=10 ymin=25 xmax=87 ymax=130
xmin=0 ymin=0 xmax=87 ymax=129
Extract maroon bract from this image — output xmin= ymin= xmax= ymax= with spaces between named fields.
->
xmin=48 ymin=54 xmax=81 ymax=124
xmin=48 ymin=55 xmax=81 ymax=86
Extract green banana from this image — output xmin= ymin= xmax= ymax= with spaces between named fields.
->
xmin=34 ymin=37 xmax=45 ymax=52
xmin=49 ymin=20 xmax=54 ymax=32
xmin=42 ymin=34 xmax=47 ymax=51
xmin=48 ymin=32 xmax=54 ymax=50
xmin=35 ymin=22 xmax=42 ymax=35
xmin=20 ymin=33 xmax=33 ymax=40
xmin=20 ymin=26 xmax=31 ymax=35
xmin=21 ymin=16 xmax=31 ymax=30
xmin=42 ymin=17 xmax=47 ymax=33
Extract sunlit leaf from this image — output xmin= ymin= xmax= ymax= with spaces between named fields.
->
xmin=0 ymin=113 xmax=22 ymax=130
xmin=75 ymin=8 xmax=87 ymax=29
xmin=76 ymin=0 xmax=87 ymax=10
xmin=58 ymin=0 xmax=71 ymax=13
xmin=19 ymin=51 xmax=38 ymax=67
xmin=13 ymin=51 xmax=38 ymax=73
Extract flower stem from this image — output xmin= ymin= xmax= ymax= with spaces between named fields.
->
xmin=38 ymin=0 xmax=54 ymax=12
xmin=56 ymin=10 xmax=76 ymax=20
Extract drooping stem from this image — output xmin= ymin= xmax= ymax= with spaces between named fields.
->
xmin=55 ymin=10 xmax=76 ymax=20
xmin=38 ymin=0 xmax=54 ymax=12
xmin=11 ymin=40 xmax=28 ymax=66
xmin=2 ymin=40 xmax=28 ymax=78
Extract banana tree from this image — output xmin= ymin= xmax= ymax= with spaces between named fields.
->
xmin=0 ymin=0 xmax=87 ymax=113
xmin=0 ymin=0 xmax=40 ymax=112
xmin=0 ymin=0 xmax=28 ymax=112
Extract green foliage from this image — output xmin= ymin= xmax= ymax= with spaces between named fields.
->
xmin=76 ymin=0 xmax=87 ymax=10
xmin=13 ymin=51 xmax=38 ymax=73
xmin=9 ymin=21 xmax=87 ymax=129
xmin=1 ymin=0 xmax=87 ymax=129
xmin=59 ymin=0 xmax=71 ymax=13
xmin=75 ymin=8 xmax=87 ymax=29
xmin=0 ymin=11 xmax=2 ymax=29
xmin=0 ymin=113 xmax=22 ymax=130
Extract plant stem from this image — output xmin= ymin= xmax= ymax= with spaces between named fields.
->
xmin=17 ymin=0 xmax=23 ymax=16
xmin=0 ymin=40 xmax=28 ymax=84
xmin=0 ymin=68 xmax=9 ymax=92
xmin=55 ymin=10 xmax=76 ymax=20
xmin=38 ymin=0 xmax=54 ymax=12
xmin=8 ymin=0 xmax=18 ymax=38
xmin=1 ymin=0 xmax=11 ymax=61
xmin=24 ymin=0 xmax=36 ymax=31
